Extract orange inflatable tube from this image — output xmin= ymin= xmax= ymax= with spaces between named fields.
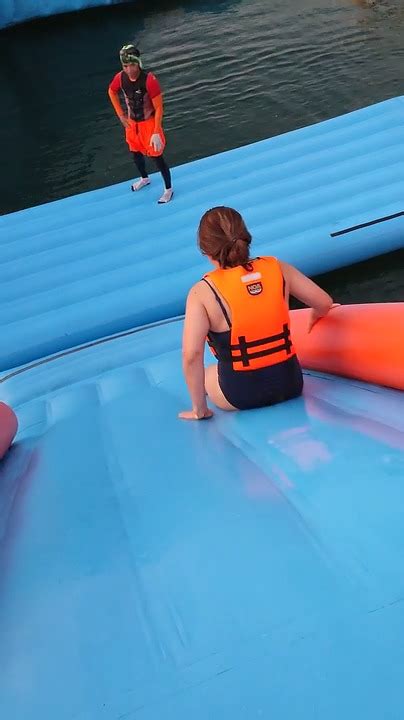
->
xmin=0 ymin=402 xmax=18 ymax=460
xmin=290 ymin=302 xmax=404 ymax=391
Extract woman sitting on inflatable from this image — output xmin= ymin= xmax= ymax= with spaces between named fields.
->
xmin=179 ymin=206 xmax=335 ymax=420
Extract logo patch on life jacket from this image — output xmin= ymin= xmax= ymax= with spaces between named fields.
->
xmin=246 ymin=281 xmax=263 ymax=296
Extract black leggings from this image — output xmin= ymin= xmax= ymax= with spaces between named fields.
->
xmin=132 ymin=152 xmax=172 ymax=190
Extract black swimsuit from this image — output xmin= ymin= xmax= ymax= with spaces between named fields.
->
xmin=203 ymin=279 xmax=303 ymax=410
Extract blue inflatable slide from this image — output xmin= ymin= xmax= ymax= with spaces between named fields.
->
xmin=0 ymin=96 xmax=404 ymax=720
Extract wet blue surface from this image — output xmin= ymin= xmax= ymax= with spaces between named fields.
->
xmin=1 ymin=318 xmax=403 ymax=719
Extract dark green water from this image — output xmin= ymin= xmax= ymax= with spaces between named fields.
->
xmin=0 ymin=0 xmax=403 ymax=301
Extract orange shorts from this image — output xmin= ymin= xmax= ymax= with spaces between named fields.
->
xmin=125 ymin=117 xmax=166 ymax=157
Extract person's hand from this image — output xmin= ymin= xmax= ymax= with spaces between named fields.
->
xmin=119 ymin=115 xmax=130 ymax=129
xmin=178 ymin=407 xmax=214 ymax=421
xmin=308 ymin=303 xmax=341 ymax=333
xmin=307 ymin=309 xmax=323 ymax=334
xmin=150 ymin=133 xmax=163 ymax=153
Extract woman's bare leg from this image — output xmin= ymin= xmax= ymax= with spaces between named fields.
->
xmin=205 ymin=364 xmax=237 ymax=412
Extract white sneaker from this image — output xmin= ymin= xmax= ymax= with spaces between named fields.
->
xmin=158 ymin=188 xmax=174 ymax=204
xmin=131 ymin=177 xmax=150 ymax=192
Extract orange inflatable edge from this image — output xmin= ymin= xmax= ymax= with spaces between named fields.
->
xmin=290 ymin=302 xmax=404 ymax=391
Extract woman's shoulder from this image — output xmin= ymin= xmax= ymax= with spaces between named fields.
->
xmin=187 ymin=279 xmax=207 ymax=300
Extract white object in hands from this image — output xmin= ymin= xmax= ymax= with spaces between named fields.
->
xmin=150 ymin=133 xmax=163 ymax=153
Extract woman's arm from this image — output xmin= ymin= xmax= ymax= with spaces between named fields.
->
xmin=179 ymin=286 xmax=213 ymax=420
xmin=280 ymin=261 xmax=336 ymax=332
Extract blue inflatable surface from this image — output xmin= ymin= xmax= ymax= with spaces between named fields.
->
xmin=1 ymin=94 xmax=404 ymax=717
xmin=0 ymin=0 xmax=128 ymax=29
xmin=1 ymin=96 xmax=404 ymax=371
xmin=1 ymin=318 xmax=404 ymax=720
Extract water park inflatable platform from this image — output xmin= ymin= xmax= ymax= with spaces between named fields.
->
xmin=0 ymin=0 xmax=129 ymax=29
xmin=1 ymin=95 xmax=404 ymax=371
xmin=1 ymin=98 xmax=404 ymax=720
xmin=1 ymin=308 xmax=404 ymax=720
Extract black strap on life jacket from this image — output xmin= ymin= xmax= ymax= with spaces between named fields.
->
xmin=230 ymin=324 xmax=293 ymax=368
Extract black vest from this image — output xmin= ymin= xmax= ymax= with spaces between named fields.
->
xmin=121 ymin=70 xmax=155 ymax=122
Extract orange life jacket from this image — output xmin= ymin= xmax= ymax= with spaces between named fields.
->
xmin=204 ymin=256 xmax=295 ymax=371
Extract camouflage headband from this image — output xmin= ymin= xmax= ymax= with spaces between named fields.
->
xmin=119 ymin=45 xmax=143 ymax=67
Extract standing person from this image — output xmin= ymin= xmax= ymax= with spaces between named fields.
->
xmin=108 ymin=43 xmax=173 ymax=204
xmin=179 ymin=206 xmax=337 ymax=420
